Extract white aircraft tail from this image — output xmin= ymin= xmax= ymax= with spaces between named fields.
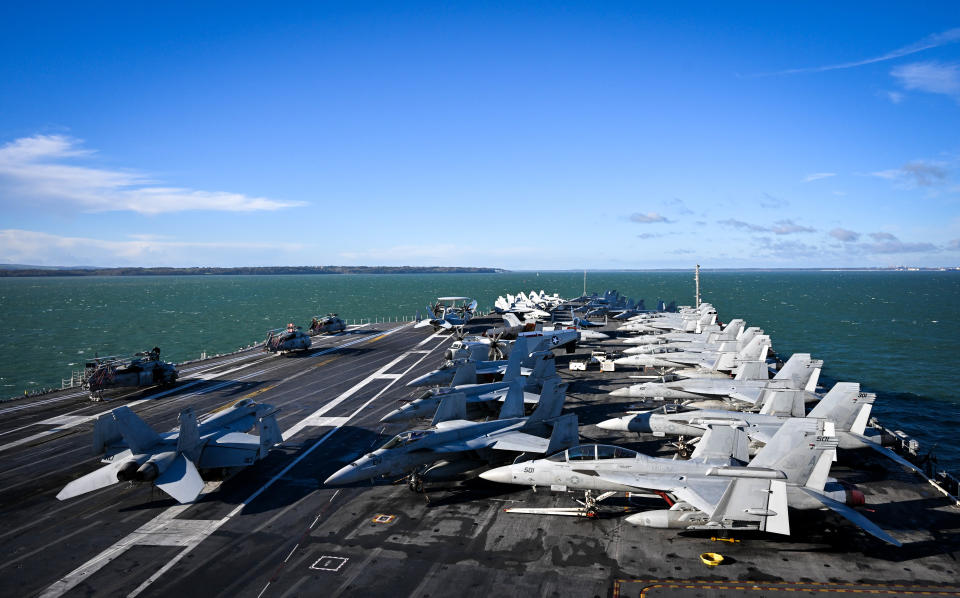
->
xmin=502 ymin=312 xmax=522 ymax=328
xmin=749 ymin=418 xmax=838 ymax=483
xmin=758 ymin=389 xmax=806 ymax=418
xmin=176 ymin=408 xmax=201 ymax=462
xmin=257 ymin=413 xmax=283 ymax=458
xmin=112 ymin=406 xmax=161 ymax=454
xmin=807 ymin=383 xmax=874 ymax=432
xmin=733 ymin=360 xmax=769 ymax=381
xmin=773 ymin=353 xmax=821 ymax=391
xmin=92 ymin=411 xmax=122 ymax=455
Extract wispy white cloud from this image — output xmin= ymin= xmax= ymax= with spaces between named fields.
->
xmin=629 ymin=212 xmax=672 ymax=224
xmin=891 ymin=61 xmax=960 ymax=102
xmin=0 ymin=229 xmax=307 ymax=267
xmin=885 ymin=90 xmax=905 ymax=104
xmin=870 ymin=159 xmax=950 ymax=188
xmin=759 ymin=27 xmax=960 ymax=76
xmin=803 ymin=172 xmax=836 ymax=182
xmin=0 ymin=134 xmax=306 ymax=214
xmin=948 ymin=239 xmax=960 ymax=250
xmin=859 ymin=231 xmax=936 ymax=254
xmin=719 ymin=218 xmax=815 ymax=235
xmin=829 ymin=228 xmax=860 ymax=242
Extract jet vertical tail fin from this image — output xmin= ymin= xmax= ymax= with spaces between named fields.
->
xmin=257 ymin=413 xmax=283 ymax=458
xmin=176 ymin=408 xmax=201 ymax=462
xmin=773 ymin=353 xmax=820 ymax=390
xmin=734 ymin=360 xmax=769 ymax=381
xmin=432 ymin=393 xmax=468 ymax=425
xmin=92 ymin=411 xmax=122 ymax=455
xmin=807 ymin=383 xmax=873 ymax=432
xmin=503 ymin=336 xmax=527 ymax=381
xmin=748 ymin=418 xmax=837 ymax=484
xmin=529 ymin=351 xmax=556 ymax=380
xmin=498 ymin=380 xmax=525 ymax=419
xmin=449 ymin=361 xmax=477 ymax=387
xmin=759 ymin=390 xmax=806 ymax=418
xmin=544 ymin=413 xmax=579 ymax=454
xmin=111 ymin=406 xmax=161 ymax=454
xmin=527 ymin=377 xmax=566 ymax=422
xmin=502 ymin=313 xmax=522 ymax=328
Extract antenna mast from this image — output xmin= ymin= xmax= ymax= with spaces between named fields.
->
xmin=694 ymin=264 xmax=701 ymax=308
xmin=583 ymin=269 xmax=586 ymax=296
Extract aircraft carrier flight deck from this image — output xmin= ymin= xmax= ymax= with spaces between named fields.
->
xmin=1 ymin=315 xmax=959 ymax=598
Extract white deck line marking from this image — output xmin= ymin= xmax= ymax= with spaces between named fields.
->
xmin=4 ymin=327 xmax=404 ymax=455
xmin=283 ymin=543 xmax=299 ymax=563
xmin=256 ymin=582 xmax=271 ymax=598
xmin=39 ymin=323 xmax=422 ymax=598
xmin=373 ymin=373 xmax=402 ymax=380
xmin=126 ymin=327 xmax=443 ymax=598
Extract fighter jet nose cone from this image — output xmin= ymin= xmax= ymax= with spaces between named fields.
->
xmin=379 ymin=411 xmax=400 ymax=423
xmin=324 ymin=465 xmax=358 ymax=486
xmin=478 ymin=466 xmax=513 ymax=484
xmin=609 ymin=387 xmax=630 ymax=397
xmin=597 ymin=417 xmax=629 ymax=431
xmin=613 ymin=357 xmax=633 ymax=365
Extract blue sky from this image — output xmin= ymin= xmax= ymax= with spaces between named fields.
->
xmin=0 ymin=2 xmax=958 ymax=269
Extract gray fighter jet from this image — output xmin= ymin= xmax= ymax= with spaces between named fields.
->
xmin=57 ymin=399 xmax=282 ymax=504
xmin=617 ymin=303 xmax=717 ymax=333
xmin=618 ymin=318 xmax=745 ymax=346
xmin=613 ymin=333 xmax=771 ymax=371
xmin=324 ymin=379 xmax=576 ymax=491
xmin=620 ymin=323 xmax=759 ymax=355
xmin=608 ymin=353 xmax=822 ymax=409
xmin=481 ymin=418 xmax=900 ymax=546
xmin=598 ymin=382 xmax=919 ymax=473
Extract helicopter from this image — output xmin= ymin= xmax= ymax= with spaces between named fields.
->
xmin=83 ymin=347 xmax=178 ymax=401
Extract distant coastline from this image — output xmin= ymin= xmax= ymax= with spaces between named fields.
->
xmin=0 ymin=265 xmax=507 ymax=277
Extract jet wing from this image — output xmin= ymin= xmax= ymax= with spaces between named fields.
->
xmin=432 ymin=431 xmax=550 ymax=454
xmin=489 ymin=431 xmax=551 ymax=453
xmin=746 ymin=424 xmax=782 ymax=445
xmin=594 ymin=471 xmax=731 ymax=517
xmin=154 ymin=454 xmax=205 ymax=504
xmin=56 ymin=461 xmax=124 ymax=500
xmin=799 ymin=487 xmax=901 ymax=547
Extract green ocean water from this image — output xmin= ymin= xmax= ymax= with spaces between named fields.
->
xmin=1 ymin=271 xmax=958 ymax=467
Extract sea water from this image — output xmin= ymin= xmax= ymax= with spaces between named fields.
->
xmin=0 ymin=271 xmax=957 ymax=469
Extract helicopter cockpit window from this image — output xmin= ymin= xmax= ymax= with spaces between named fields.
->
xmin=567 ymin=445 xmax=597 ymax=460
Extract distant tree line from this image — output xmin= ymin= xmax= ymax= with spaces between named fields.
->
xmin=0 ymin=266 xmax=506 ymax=277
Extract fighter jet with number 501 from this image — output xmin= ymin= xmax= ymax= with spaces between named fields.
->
xmin=481 ymin=418 xmax=900 ymax=545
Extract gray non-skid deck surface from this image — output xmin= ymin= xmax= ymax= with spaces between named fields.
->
xmin=0 ymin=317 xmax=958 ymax=598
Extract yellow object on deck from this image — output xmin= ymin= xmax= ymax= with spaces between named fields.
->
xmin=699 ymin=552 xmax=724 ymax=567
